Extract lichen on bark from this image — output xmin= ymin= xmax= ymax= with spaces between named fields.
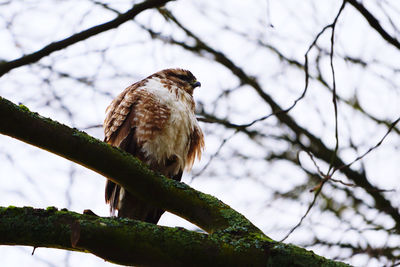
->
xmin=0 ymin=206 xmax=350 ymax=266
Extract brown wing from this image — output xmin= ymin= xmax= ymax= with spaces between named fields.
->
xmin=104 ymin=81 xmax=142 ymax=146
xmin=185 ymin=124 xmax=205 ymax=171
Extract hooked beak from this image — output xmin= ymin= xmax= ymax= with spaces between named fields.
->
xmin=192 ymin=81 xmax=201 ymax=88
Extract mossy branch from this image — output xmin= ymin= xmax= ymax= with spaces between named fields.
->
xmin=0 ymin=206 xmax=350 ymax=267
xmin=0 ymin=96 xmax=261 ymax=235
xmin=0 ymin=96 xmax=351 ymax=265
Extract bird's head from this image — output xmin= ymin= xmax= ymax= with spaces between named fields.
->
xmin=156 ymin=68 xmax=201 ymax=95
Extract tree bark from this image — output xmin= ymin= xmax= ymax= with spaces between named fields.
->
xmin=0 ymin=206 xmax=349 ymax=267
xmin=0 ymin=96 xmax=350 ymax=266
xmin=0 ymin=96 xmax=261 ymax=235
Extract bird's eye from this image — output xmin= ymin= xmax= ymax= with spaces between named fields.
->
xmin=176 ymin=74 xmax=191 ymax=82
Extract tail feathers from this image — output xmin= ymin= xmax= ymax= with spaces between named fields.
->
xmin=117 ymin=191 xmax=165 ymax=224
xmin=105 ymin=180 xmax=120 ymax=216
xmin=105 ymin=179 xmax=165 ymax=223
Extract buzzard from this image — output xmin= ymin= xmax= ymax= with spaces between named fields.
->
xmin=103 ymin=68 xmax=204 ymax=224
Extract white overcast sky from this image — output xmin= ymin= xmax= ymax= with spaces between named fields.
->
xmin=1 ymin=1 xmax=400 ymax=266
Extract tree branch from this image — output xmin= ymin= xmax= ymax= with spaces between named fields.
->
xmin=0 ymin=96 xmax=262 ymax=235
xmin=0 ymin=206 xmax=350 ymax=267
xmin=346 ymin=0 xmax=400 ymax=50
xmin=0 ymin=0 xmax=174 ymax=77
xmin=142 ymin=12 xmax=400 ymax=232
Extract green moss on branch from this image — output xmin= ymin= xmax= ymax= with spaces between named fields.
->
xmin=0 ymin=206 xmax=350 ymax=267
xmin=0 ymin=96 xmax=260 ymax=235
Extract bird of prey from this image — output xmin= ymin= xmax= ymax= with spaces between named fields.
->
xmin=103 ymin=68 xmax=204 ymax=224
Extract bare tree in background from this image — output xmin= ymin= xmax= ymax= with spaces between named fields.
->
xmin=0 ymin=0 xmax=400 ymax=266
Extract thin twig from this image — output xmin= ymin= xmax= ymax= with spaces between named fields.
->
xmin=327 ymin=1 xmax=346 ymax=174
xmin=333 ymin=115 xmax=400 ymax=176
xmin=280 ymin=1 xmax=347 ymax=241
xmin=279 ymin=185 xmax=322 ymax=242
xmin=190 ymin=131 xmax=238 ymax=180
